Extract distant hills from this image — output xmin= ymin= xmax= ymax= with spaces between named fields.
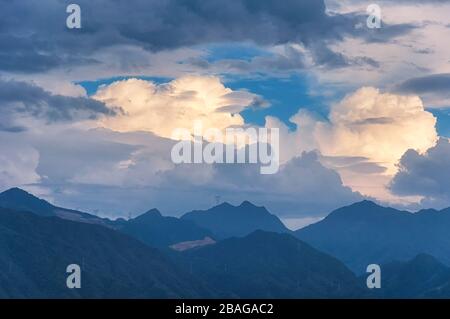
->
xmin=296 ymin=200 xmax=450 ymax=273
xmin=181 ymin=201 xmax=290 ymax=239
xmin=373 ymin=254 xmax=450 ymax=298
xmin=120 ymin=208 xmax=214 ymax=248
xmin=0 ymin=188 xmax=289 ymax=248
xmin=0 ymin=207 xmax=211 ymax=298
xmin=180 ymin=230 xmax=363 ymax=298
xmin=0 ymin=188 xmax=118 ymax=228
xmin=2 ymin=188 xmax=450 ymax=298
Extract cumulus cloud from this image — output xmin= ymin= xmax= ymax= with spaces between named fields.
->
xmin=1 ymin=0 xmax=448 ymax=220
xmin=0 ymin=77 xmax=439 ymax=215
xmin=93 ymin=76 xmax=264 ymax=139
xmin=390 ymin=138 xmax=450 ymax=207
xmin=38 ymin=144 xmax=362 ymax=218
xmin=146 ymin=151 xmax=362 ymax=218
xmin=0 ymin=76 xmax=310 ymax=218
xmin=0 ymin=113 xmax=362 ymax=219
xmin=316 ymin=87 xmax=438 ymax=172
xmin=277 ymin=87 xmax=438 ymax=170
xmin=270 ymin=87 xmax=438 ymax=200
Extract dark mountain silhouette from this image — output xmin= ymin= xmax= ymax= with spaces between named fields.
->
xmin=0 ymin=188 xmax=56 ymax=216
xmin=181 ymin=201 xmax=290 ymax=239
xmin=371 ymin=254 xmax=450 ymax=298
xmin=0 ymin=188 xmax=214 ymax=250
xmin=4 ymin=187 xmax=450 ymax=299
xmin=0 ymin=207 xmax=212 ymax=298
xmin=0 ymin=188 xmax=118 ymax=228
xmin=295 ymin=200 xmax=450 ymax=273
xmin=120 ymin=209 xmax=214 ymax=248
xmin=180 ymin=230 xmax=364 ymax=298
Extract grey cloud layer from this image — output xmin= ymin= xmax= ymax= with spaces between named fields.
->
xmin=390 ymin=138 xmax=450 ymax=206
xmin=0 ymin=0 xmax=414 ymax=73
xmin=0 ymin=78 xmax=116 ymax=130
xmin=397 ymin=73 xmax=450 ymax=95
xmin=395 ymin=73 xmax=450 ymax=107
xmin=5 ymin=126 xmax=362 ymax=218
xmin=158 ymin=151 xmax=363 ymax=217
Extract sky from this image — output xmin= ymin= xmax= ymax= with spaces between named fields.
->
xmin=1 ymin=0 xmax=450 ymax=229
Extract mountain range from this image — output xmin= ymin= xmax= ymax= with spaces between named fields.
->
xmin=119 ymin=208 xmax=214 ymax=248
xmin=0 ymin=188 xmax=119 ymax=228
xmin=295 ymin=200 xmax=450 ymax=273
xmin=1 ymin=188 xmax=450 ymax=298
xmin=179 ymin=230 xmax=364 ymax=298
xmin=374 ymin=254 xmax=450 ymax=298
xmin=0 ymin=188 xmax=289 ymax=248
xmin=0 ymin=207 xmax=211 ymax=298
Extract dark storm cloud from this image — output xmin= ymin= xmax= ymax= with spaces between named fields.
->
xmin=395 ymin=73 xmax=450 ymax=106
xmin=390 ymin=139 xmax=450 ymax=203
xmin=0 ymin=0 xmax=415 ymax=73
xmin=0 ymin=124 xmax=27 ymax=133
xmin=187 ymin=43 xmax=379 ymax=73
xmin=0 ymin=78 xmax=116 ymax=127
xmin=396 ymin=73 xmax=450 ymax=95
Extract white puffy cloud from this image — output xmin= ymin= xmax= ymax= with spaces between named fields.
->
xmin=0 ymin=78 xmax=439 ymax=218
xmin=317 ymin=87 xmax=438 ymax=172
xmin=93 ymin=76 xmax=264 ymax=139
xmin=271 ymin=87 xmax=438 ymax=201
xmin=0 ymin=122 xmax=362 ymax=220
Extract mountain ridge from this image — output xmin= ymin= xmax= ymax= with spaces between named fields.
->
xmin=0 ymin=206 xmax=212 ymax=298
xmin=121 ymin=208 xmax=215 ymax=248
xmin=0 ymin=187 xmax=119 ymax=228
xmin=296 ymin=200 xmax=450 ymax=273
xmin=371 ymin=253 xmax=450 ymax=298
xmin=181 ymin=201 xmax=290 ymax=239
xmin=179 ymin=230 xmax=364 ymax=298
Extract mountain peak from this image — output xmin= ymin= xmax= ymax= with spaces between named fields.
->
xmin=134 ymin=209 xmax=162 ymax=220
xmin=0 ymin=187 xmax=55 ymax=216
xmin=409 ymin=253 xmax=443 ymax=267
xmin=214 ymin=202 xmax=234 ymax=209
xmin=0 ymin=188 xmax=119 ymax=227
xmin=144 ymin=208 xmax=162 ymax=216
xmin=181 ymin=201 xmax=289 ymax=239
xmin=351 ymin=200 xmax=380 ymax=208
xmin=239 ymin=200 xmax=257 ymax=208
xmin=323 ymin=200 xmax=406 ymax=222
xmin=1 ymin=187 xmax=34 ymax=198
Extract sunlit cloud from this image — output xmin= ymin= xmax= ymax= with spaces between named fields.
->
xmin=93 ymin=76 xmax=265 ymax=139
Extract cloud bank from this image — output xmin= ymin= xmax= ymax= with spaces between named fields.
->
xmin=0 ymin=78 xmax=115 ymax=131
xmin=93 ymin=76 xmax=263 ymax=138
xmin=268 ymin=87 xmax=438 ymax=200
xmin=390 ymin=138 xmax=450 ymax=208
